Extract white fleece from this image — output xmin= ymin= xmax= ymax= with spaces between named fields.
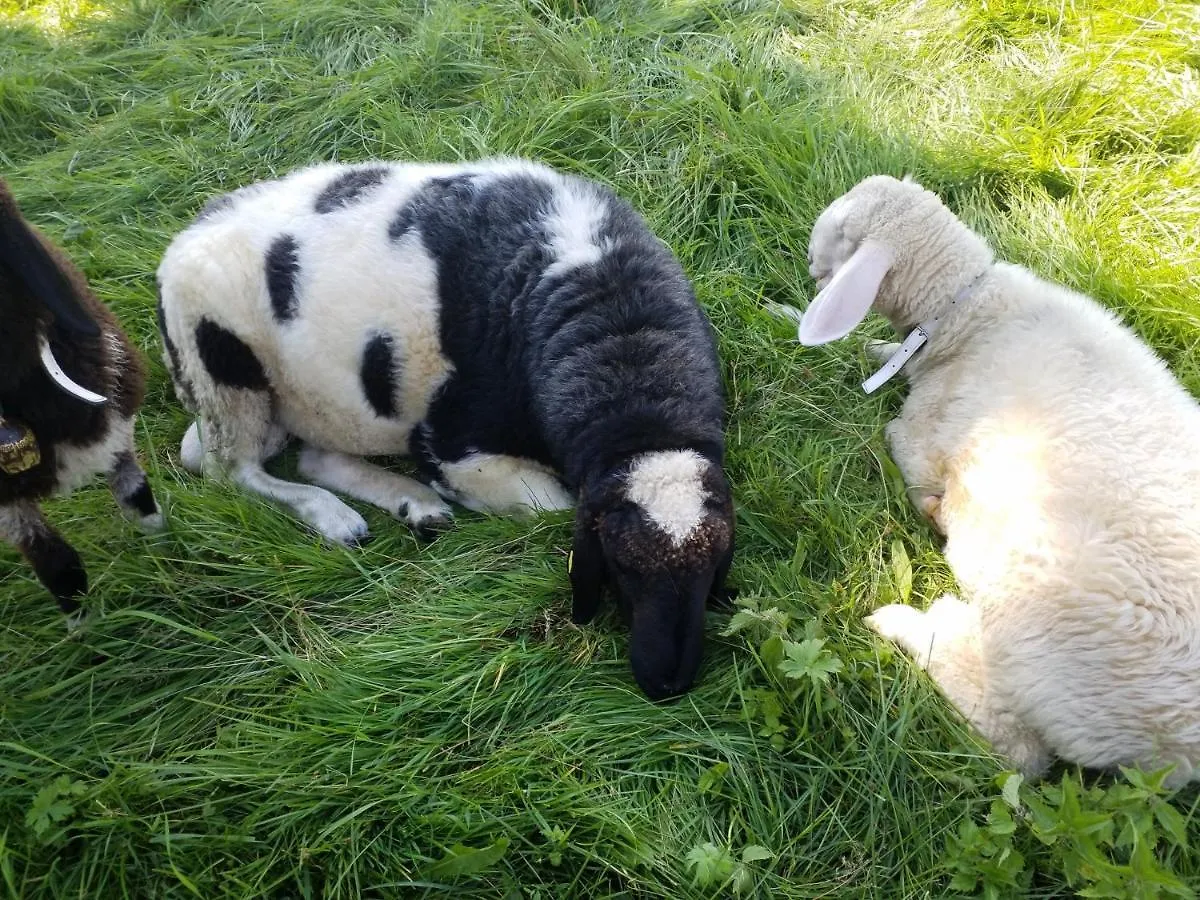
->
xmin=807 ymin=175 xmax=1200 ymax=784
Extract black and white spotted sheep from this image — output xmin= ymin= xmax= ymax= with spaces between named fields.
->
xmin=156 ymin=158 xmax=734 ymax=699
xmin=1 ymin=179 xmax=162 ymax=623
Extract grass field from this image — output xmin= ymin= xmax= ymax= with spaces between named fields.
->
xmin=2 ymin=0 xmax=1199 ymax=896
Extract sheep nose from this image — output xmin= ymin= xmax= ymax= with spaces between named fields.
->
xmin=635 ymin=661 xmax=698 ymax=702
xmin=639 ymin=676 xmax=690 ymax=703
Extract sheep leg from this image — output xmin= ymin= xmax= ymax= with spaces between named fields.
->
xmin=229 ymin=459 xmax=371 ymax=546
xmin=868 ymin=594 xmax=985 ymax=709
xmin=865 ymin=339 xmax=902 ymax=364
xmin=433 ymin=452 xmax=574 ymax=516
xmin=185 ymin=406 xmax=369 ymax=547
xmin=0 ymin=500 xmax=87 ymax=618
xmin=868 ymin=594 xmax=1050 ymax=775
xmin=884 ymin=417 xmax=945 ymax=533
xmin=107 ymin=450 xmax=164 ymax=532
xmin=296 ymin=445 xmax=453 ymax=541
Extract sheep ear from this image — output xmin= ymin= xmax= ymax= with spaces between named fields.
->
xmin=569 ymin=512 xmax=607 ymax=625
xmin=798 ymin=241 xmax=894 ymax=346
xmin=0 ymin=193 xmax=100 ymax=338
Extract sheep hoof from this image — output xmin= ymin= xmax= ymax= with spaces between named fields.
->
xmin=310 ymin=503 xmax=371 ymax=547
xmin=139 ymin=511 xmax=167 ymax=533
xmin=865 ymin=603 xmax=924 ymax=644
xmin=64 ymin=607 xmax=91 ymax=634
xmin=410 ymin=513 xmax=454 ymax=543
xmin=397 ymin=497 xmax=454 ymax=542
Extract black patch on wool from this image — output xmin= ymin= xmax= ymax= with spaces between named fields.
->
xmin=408 ymin=170 xmax=726 ymax=487
xmin=24 ymin=526 xmax=87 ymax=612
xmin=126 ymin=477 xmax=158 ymax=516
xmin=399 ymin=172 xmax=562 ymax=466
xmin=387 ymin=204 xmax=420 ymax=242
xmin=378 ymin=164 xmax=725 ymax=501
xmin=387 ymin=174 xmax=476 ymax=242
xmin=156 ymin=289 xmax=180 ymax=377
xmin=195 ymin=317 xmax=269 ymax=390
xmin=195 ymin=192 xmax=235 ymax=222
xmin=407 ymin=421 xmax=442 ymax=483
xmin=360 ymin=331 xmax=400 ymax=417
xmin=156 ymin=286 xmax=196 ymax=408
xmin=265 ymin=234 xmax=301 ymax=322
xmin=315 ymin=166 xmax=391 ymax=214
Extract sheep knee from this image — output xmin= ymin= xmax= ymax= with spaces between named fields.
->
xmin=296 ymin=445 xmax=453 ymax=540
xmin=866 ymin=339 xmax=901 ymax=363
xmin=230 ymin=460 xmax=370 ymax=546
xmin=108 ymin=449 xmax=164 ymax=532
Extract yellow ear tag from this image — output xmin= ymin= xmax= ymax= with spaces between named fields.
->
xmin=567 ymin=550 xmax=574 ymax=575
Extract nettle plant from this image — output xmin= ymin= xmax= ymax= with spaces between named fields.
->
xmin=721 ymin=598 xmax=846 ymax=751
xmin=947 ymin=768 xmax=1195 ymax=900
xmin=721 ymin=538 xmax=918 ymax=750
xmin=685 ymin=840 xmax=775 ymax=894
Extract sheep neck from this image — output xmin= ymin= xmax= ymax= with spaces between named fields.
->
xmin=862 ymin=266 xmax=991 ymax=394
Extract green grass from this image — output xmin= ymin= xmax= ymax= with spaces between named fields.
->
xmin=2 ymin=0 xmax=1199 ymax=896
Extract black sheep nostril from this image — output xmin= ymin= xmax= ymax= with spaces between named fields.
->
xmin=637 ymin=673 xmax=691 ymax=703
xmin=655 ymin=682 xmax=687 ymax=703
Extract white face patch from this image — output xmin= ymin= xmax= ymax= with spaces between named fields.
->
xmin=542 ymin=183 xmax=610 ymax=277
xmin=626 ymin=450 xmax=709 ymax=546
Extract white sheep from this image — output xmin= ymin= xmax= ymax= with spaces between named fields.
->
xmin=156 ymin=158 xmax=735 ymax=700
xmin=792 ymin=174 xmax=1200 ymax=783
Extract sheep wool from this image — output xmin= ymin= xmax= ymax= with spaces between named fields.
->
xmin=799 ymin=174 xmax=1200 ymax=783
xmin=157 ymin=158 xmax=735 ymax=700
xmin=626 ymin=450 xmax=709 ymax=546
xmin=0 ymin=179 xmax=161 ymax=620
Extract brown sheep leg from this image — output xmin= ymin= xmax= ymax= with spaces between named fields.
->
xmin=0 ymin=500 xmax=87 ymax=616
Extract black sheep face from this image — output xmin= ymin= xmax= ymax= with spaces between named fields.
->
xmin=570 ymin=452 xmax=734 ymax=701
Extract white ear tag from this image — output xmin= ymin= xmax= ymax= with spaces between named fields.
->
xmin=39 ymin=336 xmax=108 ymax=405
xmin=798 ymin=241 xmax=894 ymax=346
